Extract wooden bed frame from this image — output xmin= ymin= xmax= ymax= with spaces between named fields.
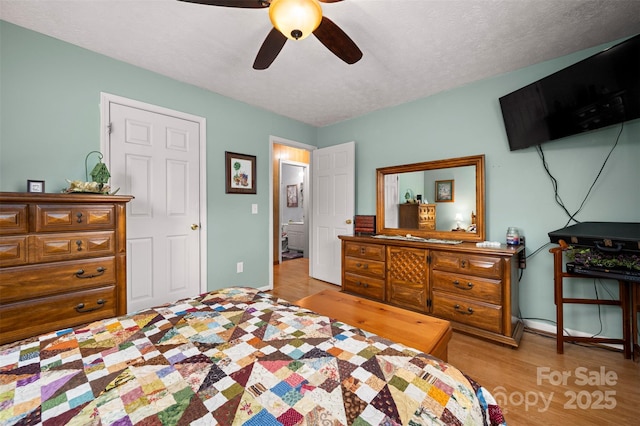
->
xmin=296 ymin=289 xmax=452 ymax=361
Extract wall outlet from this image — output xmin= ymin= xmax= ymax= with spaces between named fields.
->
xmin=236 ymin=262 xmax=243 ymax=273
xmin=252 ymin=204 xmax=258 ymax=214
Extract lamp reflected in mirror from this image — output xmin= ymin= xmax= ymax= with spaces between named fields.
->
xmin=455 ymin=213 xmax=463 ymax=230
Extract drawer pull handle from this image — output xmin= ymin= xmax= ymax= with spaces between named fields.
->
xmin=76 ymin=240 xmax=83 ymax=251
xmin=454 ymin=304 xmax=474 ymax=315
xmin=360 ymin=248 xmax=366 ymax=255
xmin=460 ymin=260 xmax=467 ymax=268
xmin=76 ymin=212 xmax=83 ymax=223
xmin=453 ymin=280 xmax=474 ymax=290
xmin=75 ymin=299 xmax=106 ymax=313
xmin=75 ymin=267 xmax=106 ymax=279
xmin=355 ymin=263 xmax=369 ymax=269
xmin=355 ymin=281 xmax=369 ymax=288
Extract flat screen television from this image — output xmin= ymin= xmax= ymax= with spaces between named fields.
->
xmin=499 ymin=34 xmax=640 ymax=151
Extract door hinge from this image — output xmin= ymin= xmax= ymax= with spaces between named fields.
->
xmin=427 ymin=299 xmax=432 ymax=308
xmin=107 ymin=123 xmax=113 ymax=134
xmin=427 ymin=255 xmax=431 ymax=264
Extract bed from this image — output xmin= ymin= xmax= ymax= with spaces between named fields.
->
xmin=0 ymin=287 xmax=506 ymax=425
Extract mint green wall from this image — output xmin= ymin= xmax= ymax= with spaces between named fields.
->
xmin=3 ymin=20 xmax=638 ymax=339
xmin=0 ymin=21 xmax=317 ymax=290
xmin=317 ymin=37 xmax=640 ymax=339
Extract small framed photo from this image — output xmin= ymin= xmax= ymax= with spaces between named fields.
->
xmin=286 ymin=184 xmax=298 ymax=207
xmin=435 ymin=179 xmax=454 ymax=202
xmin=225 ymin=152 xmax=256 ymax=194
xmin=27 ymin=180 xmax=45 ymax=193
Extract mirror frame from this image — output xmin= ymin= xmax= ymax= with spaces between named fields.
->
xmin=375 ymin=154 xmax=485 ymax=242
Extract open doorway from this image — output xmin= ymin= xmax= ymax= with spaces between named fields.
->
xmin=271 ymin=142 xmax=311 ymax=268
xmin=268 ymin=138 xmax=317 ymax=293
xmin=269 ymin=138 xmax=354 ymax=289
xmin=279 ymin=161 xmax=309 ymax=263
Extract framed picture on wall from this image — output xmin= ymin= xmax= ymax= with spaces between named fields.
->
xmin=225 ymin=152 xmax=256 ymax=194
xmin=286 ymin=184 xmax=298 ymax=207
xmin=435 ymin=179 xmax=454 ymax=202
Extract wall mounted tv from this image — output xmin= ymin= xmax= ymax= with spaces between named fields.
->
xmin=500 ymin=34 xmax=640 ymax=151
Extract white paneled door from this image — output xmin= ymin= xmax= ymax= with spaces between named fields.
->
xmin=310 ymin=141 xmax=355 ymax=285
xmin=104 ymin=95 xmax=205 ymax=313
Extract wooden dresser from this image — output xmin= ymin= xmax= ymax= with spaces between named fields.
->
xmin=340 ymin=235 xmax=524 ymax=347
xmin=0 ymin=192 xmax=133 ymax=345
xmin=398 ymin=203 xmax=436 ymax=230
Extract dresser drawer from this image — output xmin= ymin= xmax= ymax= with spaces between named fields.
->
xmin=344 ymin=256 xmax=386 ymax=278
xmin=432 ymin=270 xmax=502 ymax=305
xmin=388 ymin=281 xmax=427 ymax=312
xmin=431 ymin=251 xmax=503 ymax=279
xmin=432 ymin=291 xmax=502 ymax=334
xmin=0 ymin=256 xmax=116 ymax=303
xmin=0 ymin=236 xmax=28 ymax=267
xmin=34 ymin=204 xmax=116 ymax=232
xmin=31 ymin=231 xmax=115 ymax=262
xmin=0 ymin=286 xmax=117 ymax=345
xmin=344 ymin=242 xmax=385 ymax=261
xmin=344 ymin=273 xmax=385 ymax=300
xmin=0 ymin=204 xmax=28 ymax=235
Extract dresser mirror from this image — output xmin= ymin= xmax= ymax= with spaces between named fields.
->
xmin=376 ymin=155 xmax=485 ymax=242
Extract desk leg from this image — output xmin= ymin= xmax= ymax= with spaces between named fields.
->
xmin=552 ymin=247 xmax=564 ymax=354
xmin=633 ymin=283 xmax=639 ymax=360
xmin=620 ymin=281 xmax=631 ymax=359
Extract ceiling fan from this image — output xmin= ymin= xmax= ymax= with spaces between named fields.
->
xmin=178 ymin=0 xmax=363 ymax=69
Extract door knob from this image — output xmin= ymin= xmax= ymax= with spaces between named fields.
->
xmin=191 ymin=224 xmax=199 ymax=230
xmin=346 ymin=219 xmax=352 ymax=224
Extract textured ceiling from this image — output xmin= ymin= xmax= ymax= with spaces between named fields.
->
xmin=2 ymin=0 xmax=640 ymax=127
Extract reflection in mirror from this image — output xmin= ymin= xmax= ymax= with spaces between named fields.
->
xmin=385 ymin=167 xmax=476 ymax=231
xmin=376 ymin=155 xmax=485 ymax=242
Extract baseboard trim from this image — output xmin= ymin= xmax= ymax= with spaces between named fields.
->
xmin=523 ymin=319 xmax=623 ymax=352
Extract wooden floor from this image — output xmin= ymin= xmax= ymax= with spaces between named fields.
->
xmin=273 ymin=258 xmax=640 ymax=425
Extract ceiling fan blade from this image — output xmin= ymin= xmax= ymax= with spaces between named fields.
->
xmin=177 ymin=0 xmax=269 ymax=8
xmin=313 ymin=16 xmax=362 ymax=64
xmin=253 ymin=28 xmax=288 ymax=69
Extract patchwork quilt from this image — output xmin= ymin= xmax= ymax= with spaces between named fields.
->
xmin=0 ymin=287 xmax=506 ymax=425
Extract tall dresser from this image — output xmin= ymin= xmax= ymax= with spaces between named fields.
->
xmin=0 ymin=192 xmax=133 ymax=345
xmin=398 ymin=203 xmax=436 ymax=230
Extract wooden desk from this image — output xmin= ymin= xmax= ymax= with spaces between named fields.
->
xmin=550 ymin=241 xmax=633 ymax=359
xmin=295 ymin=289 xmax=452 ymax=361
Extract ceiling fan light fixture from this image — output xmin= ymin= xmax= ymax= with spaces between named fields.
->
xmin=269 ymin=0 xmax=322 ymax=41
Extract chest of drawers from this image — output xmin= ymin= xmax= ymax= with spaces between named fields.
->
xmin=398 ymin=203 xmax=436 ymax=230
xmin=340 ymin=235 xmax=524 ymax=347
xmin=0 ymin=192 xmax=132 ymax=344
